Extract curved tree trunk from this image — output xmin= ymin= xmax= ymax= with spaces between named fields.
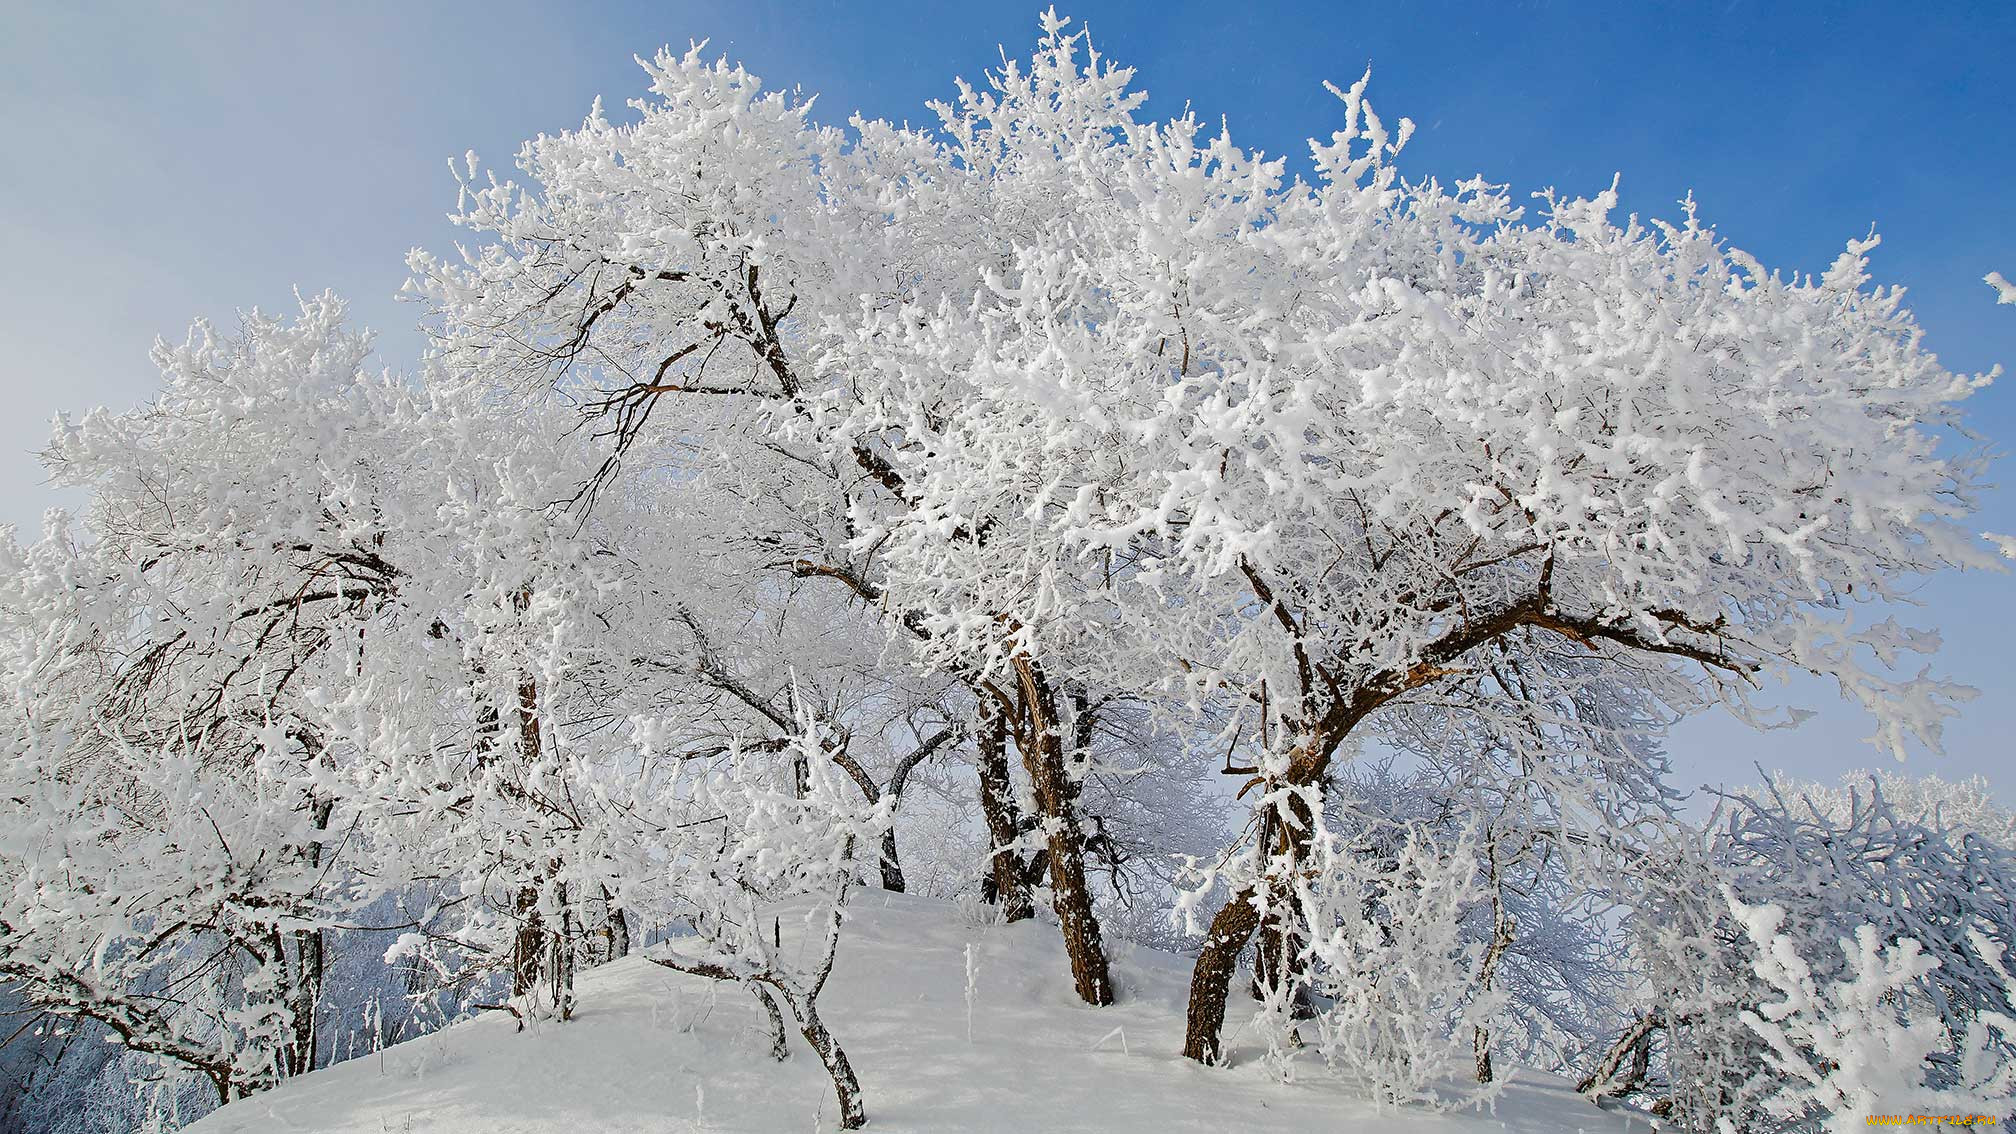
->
xmin=795 ymin=998 xmax=867 ymax=1129
xmin=1577 ymin=1013 xmax=1661 ymax=1098
xmin=827 ymin=723 xmax=957 ymax=898
xmin=751 ymin=985 xmax=790 ymax=1062
xmin=1182 ymin=887 xmax=1262 ymax=1064
xmin=1182 ymin=737 xmax=1330 ymax=1062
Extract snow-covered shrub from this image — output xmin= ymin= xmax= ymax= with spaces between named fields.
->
xmin=1727 ymin=896 xmax=2016 ymax=1131
xmin=1722 ymin=781 xmax=2016 ymax=1054
xmin=1332 ymin=751 xmax=1652 ymax=1082
xmin=1622 ymin=776 xmax=2016 ymax=1129
xmin=1621 ymin=830 xmax=1769 ymax=1123
xmin=624 ymin=706 xmax=890 ymax=1130
xmin=1762 ymin=769 xmax=2016 ymax=850
xmin=1294 ymin=813 xmax=1504 ymax=1106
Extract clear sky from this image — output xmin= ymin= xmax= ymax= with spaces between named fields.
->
xmin=3 ymin=0 xmax=2011 ymax=800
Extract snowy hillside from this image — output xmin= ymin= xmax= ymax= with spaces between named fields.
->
xmin=187 ymin=892 xmax=1652 ymax=1133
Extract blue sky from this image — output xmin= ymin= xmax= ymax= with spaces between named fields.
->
xmin=2 ymin=1 xmax=2011 ymax=800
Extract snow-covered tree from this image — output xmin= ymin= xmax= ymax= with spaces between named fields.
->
xmin=5 ymin=11 xmax=2010 ymax=1131
xmin=0 ymin=296 xmax=404 ymax=1101
xmin=400 ymin=9 xmax=2003 ymax=1066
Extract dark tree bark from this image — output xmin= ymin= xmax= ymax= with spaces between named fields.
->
xmin=825 ymin=724 xmax=958 ymax=895
xmin=1251 ymin=918 xmax=1314 ymax=1019
xmin=1248 ymin=792 xmax=1322 ymax=1026
xmin=552 ymin=888 xmax=577 ymax=1021
xmin=974 ymin=703 xmax=1035 ymax=922
xmin=1182 ymin=887 xmax=1261 ymax=1064
xmin=876 ymin=828 xmax=907 ymax=893
xmin=1007 ymin=661 xmax=1113 ymax=1007
xmin=512 ymin=886 xmax=544 ymax=1000
xmin=283 ymin=928 xmax=324 ymax=1077
xmin=1183 ymin=729 xmax=1332 ymax=1063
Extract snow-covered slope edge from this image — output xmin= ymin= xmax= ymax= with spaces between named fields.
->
xmin=189 ymin=891 xmax=1653 ymax=1133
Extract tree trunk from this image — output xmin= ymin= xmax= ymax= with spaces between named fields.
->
xmin=551 ymin=889 xmax=577 ymax=1021
xmin=510 ymin=665 xmax=573 ymax=1018
xmin=751 ymin=985 xmax=790 ymax=1062
xmin=1182 ymin=886 xmax=1261 ymax=1064
xmin=1248 ymin=793 xmax=1300 ymax=1011
xmin=285 ymin=928 xmax=323 ymax=1076
xmin=1577 ymin=1013 xmax=1660 ymax=1097
xmin=877 ymin=828 xmax=906 ymax=893
xmin=512 ymin=886 xmax=544 ymax=999
xmin=795 ymin=998 xmax=866 ymax=1130
xmin=597 ymin=888 xmax=631 ymax=962
xmin=511 ymin=882 xmax=575 ymax=1019
xmin=284 ymin=791 xmax=336 ymax=1076
xmin=1251 ymin=916 xmax=1313 ymax=1019
xmin=514 ymin=665 xmax=546 ymax=1000
xmin=974 ymin=703 xmax=1034 ymax=922
xmin=1010 ymin=663 xmax=1113 ymax=1007
xmin=1474 ymin=867 xmax=1515 ymax=1084
xmin=1182 ymin=735 xmax=1331 ymax=1063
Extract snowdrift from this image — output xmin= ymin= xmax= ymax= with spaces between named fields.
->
xmin=188 ymin=891 xmax=1653 ymax=1132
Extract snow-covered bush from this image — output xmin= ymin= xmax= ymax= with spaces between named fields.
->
xmin=1179 ymin=776 xmax=1508 ymax=1105
xmin=626 ymin=707 xmax=890 ymax=1129
xmin=1762 ymin=769 xmax=2016 ymax=849
xmin=1617 ymin=776 xmax=2016 ymax=1129
xmin=1727 ymin=897 xmax=2016 ymax=1131
xmin=1282 ymin=803 xmax=1505 ymax=1107
xmin=1330 ymin=757 xmax=1645 ymax=1081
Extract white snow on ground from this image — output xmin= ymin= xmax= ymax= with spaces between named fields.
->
xmin=189 ymin=891 xmax=1655 ymax=1133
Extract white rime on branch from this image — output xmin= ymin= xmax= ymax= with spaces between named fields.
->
xmin=2 ymin=9 xmax=2010 ymax=1131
